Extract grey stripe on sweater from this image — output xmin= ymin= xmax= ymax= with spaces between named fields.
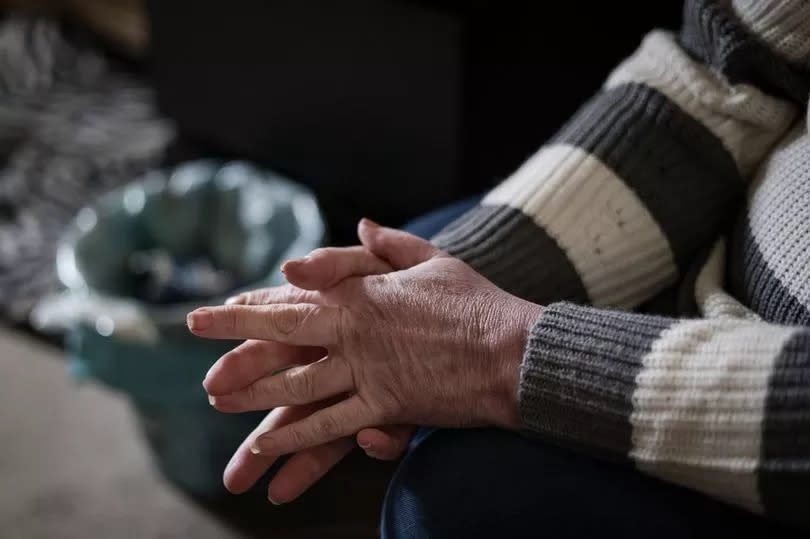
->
xmin=520 ymin=303 xmax=674 ymax=456
xmin=760 ymin=329 xmax=810 ymax=528
xmin=553 ymin=82 xmax=742 ymax=269
xmin=433 ymin=205 xmax=588 ymax=305
xmin=679 ymin=0 xmax=810 ymax=105
xmin=730 ymin=218 xmax=810 ymax=326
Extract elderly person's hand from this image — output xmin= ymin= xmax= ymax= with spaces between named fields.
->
xmin=189 ymin=220 xmax=541 ymax=499
xmin=196 ymin=236 xmax=413 ymax=503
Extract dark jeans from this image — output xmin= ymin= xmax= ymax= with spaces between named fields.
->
xmin=401 ymin=195 xmax=480 ymax=240
xmin=381 ymin=428 xmax=799 ymax=538
xmin=387 ymin=203 xmax=799 ymax=538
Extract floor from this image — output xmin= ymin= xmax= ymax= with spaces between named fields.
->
xmin=0 ymin=326 xmax=392 ymax=538
xmin=0 ymin=327 xmax=245 ymax=539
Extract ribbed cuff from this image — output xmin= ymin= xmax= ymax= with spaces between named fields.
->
xmin=518 ymin=302 xmax=675 ymax=456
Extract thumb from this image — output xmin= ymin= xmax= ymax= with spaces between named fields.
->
xmin=356 ymin=425 xmax=415 ymax=461
xmin=357 ymin=219 xmax=443 ymax=270
xmin=281 ymin=246 xmax=392 ymax=291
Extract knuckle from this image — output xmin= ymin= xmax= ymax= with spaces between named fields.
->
xmin=313 ymin=247 xmax=339 ymax=283
xmin=246 ymin=285 xmax=292 ymax=306
xmin=280 ymin=368 xmax=314 ymax=402
xmin=238 ymin=290 xmax=257 ymax=305
xmin=243 ymin=382 xmax=260 ymax=406
xmin=314 ymin=414 xmax=341 ymax=440
xmin=269 ymin=305 xmax=300 ymax=335
xmin=375 ymin=392 xmax=406 ymax=424
xmin=257 ymin=286 xmax=283 ymax=304
xmin=335 ymin=305 xmax=351 ymax=346
xmin=224 ymin=306 xmax=240 ymax=331
xmin=288 ymin=426 xmax=309 ymax=448
xmin=366 ymin=273 xmax=391 ymax=291
xmin=249 ymin=288 xmax=272 ymax=305
xmin=291 ymin=286 xmax=312 ymax=304
xmin=309 ymin=247 xmax=330 ymax=259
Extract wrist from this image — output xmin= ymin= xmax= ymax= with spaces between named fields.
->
xmin=489 ymin=297 xmax=543 ymax=430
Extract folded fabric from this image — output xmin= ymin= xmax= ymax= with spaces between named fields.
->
xmin=0 ymin=17 xmax=173 ymax=320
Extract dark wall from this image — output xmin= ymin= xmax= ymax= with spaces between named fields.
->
xmin=147 ymin=0 xmax=683 ymax=244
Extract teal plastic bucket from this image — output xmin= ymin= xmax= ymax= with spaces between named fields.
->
xmin=34 ymin=161 xmax=325 ymax=498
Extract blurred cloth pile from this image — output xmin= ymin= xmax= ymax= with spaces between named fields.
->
xmin=0 ymin=17 xmax=173 ymax=320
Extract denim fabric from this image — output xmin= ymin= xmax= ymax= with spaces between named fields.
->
xmin=402 ymin=196 xmax=480 ymax=240
xmin=381 ymin=428 xmax=798 ymax=538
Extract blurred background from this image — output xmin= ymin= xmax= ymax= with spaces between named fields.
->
xmin=0 ymin=1 xmax=681 ymax=537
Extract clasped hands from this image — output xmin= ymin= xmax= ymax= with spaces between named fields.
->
xmin=187 ymin=220 xmax=541 ymax=504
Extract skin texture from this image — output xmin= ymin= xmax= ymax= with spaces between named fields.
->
xmin=204 ymin=241 xmax=414 ymax=502
xmin=189 ymin=220 xmax=542 ymax=503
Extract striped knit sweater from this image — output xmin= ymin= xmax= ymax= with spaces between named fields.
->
xmin=432 ymin=0 xmax=810 ymax=529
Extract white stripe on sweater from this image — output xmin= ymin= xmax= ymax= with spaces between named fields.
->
xmin=630 ymin=318 xmax=796 ymax=512
xmin=606 ymin=31 xmax=796 ymax=176
xmin=694 ymin=239 xmax=760 ymax=321
xmin=747 ymin=126 xmax=810 ymax=310
xmin=733 ymin=0 xmax=810 ymax=70
xmin=483 ymin=143 xmax=677 ymax=308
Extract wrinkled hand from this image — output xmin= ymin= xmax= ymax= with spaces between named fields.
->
xmin=189 ymin=220 xmax=541 ymax=501
xmin=201 ymin=242 xmax=412 ymax=503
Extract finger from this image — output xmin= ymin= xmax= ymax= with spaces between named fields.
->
xmin=203 ymin=339 xmax=326 ymax=396
xmin=223 ymin=406 xmax=294 ymax=494
xmin=225 ymin=284 xmax=320 ymax=307
xmin=267 ymin=437 xmax=355 ymax=504
xmin=357 ymin=425 xmax=415 ymax=460
xmin=224 ymin=398 xmax=345 ymax=495
xmin=187 ymin=303 xmax=341 ymax=345
xmin=282 ymin=246 xmax=393 ymax=291
xmin=357 ymin=219 xmax=443 ymax=270
xmin=209 ymin=356 xmax=354 ymax=412
xmin=252 ymin=395 xmax=373 ymax=456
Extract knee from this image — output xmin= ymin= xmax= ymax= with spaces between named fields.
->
xmin=379 ymin=427 xmax=708 ymax=539
xmin=380 ymin=428 xmax=523 ymax=539
xmin=381 ymin=429 xmax=458 ymax=539
xmin=380 ymin=461 xmax=428 ymax=539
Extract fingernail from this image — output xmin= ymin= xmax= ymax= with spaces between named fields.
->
xmin=365 ymin=450 xmax=378 ymax=458
xmin=224 ymin=295 xmax=243 ymax=305
xmin=251 ymin=437 xmax=274 ymax=455
xmin=268 ymin=495 xmax=283 ymax=506
xmin=208 ymin=394 xmax=216 ymax=406
xmin=360 ymin=217 xmax=380 ymax=228
xmin=358 ymin=441 xmax=371 ymax=449
xmin=187 ymin=309 xmax=213 ymax=331
xmin=281 ymin=255 xmax=310 ymax=273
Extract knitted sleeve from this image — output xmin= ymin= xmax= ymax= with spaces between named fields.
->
xmin=521 ymin=302 xmax=810 ymax=529
xmin=431 ymin=0 xmax=806 ymax=309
